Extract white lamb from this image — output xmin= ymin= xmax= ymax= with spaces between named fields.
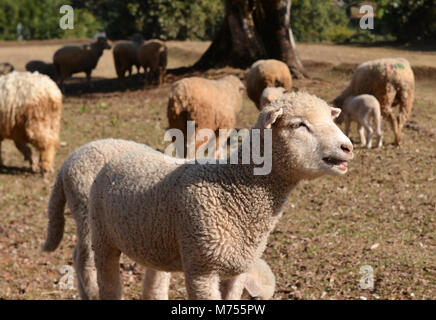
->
xmin=43 ymin=139 xmax=277 ymax=300
xmin=88 ymin=92 xmax=354 ymax=300
xmin=335 ymin=94 xmax=383 ymax=149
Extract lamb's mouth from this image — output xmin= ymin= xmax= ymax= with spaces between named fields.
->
xmin=322 ymin=157 xmax=348 ymax=171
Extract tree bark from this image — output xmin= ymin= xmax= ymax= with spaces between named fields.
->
xmin=173 ymin=0 xmax=307 ymax=79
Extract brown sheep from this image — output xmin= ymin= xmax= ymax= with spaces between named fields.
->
xmin=53 ymin=37 xmax=111 ymax=85
xmin=137 ymin=40 xmax=167 ymax=86
xmin=246 ymin=59 xmax=292 ymax=110
xmin=25 ymin=60 xmax=57 ymax=81
xmin=113 ymin=33 xmax=144 ymax=79
xmin=0 ymin=72 xmax=62 ymax=175
xmin=332 ymin=58 xmax=415 ymax=146
xmin=167 ymin=75 xmax=245 ymax=158
xmin=0 ymin=62 xmax=14 ymax=75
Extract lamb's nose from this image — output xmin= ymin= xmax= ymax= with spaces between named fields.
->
xmin=341 ymin=142 xmax=353 ymax=157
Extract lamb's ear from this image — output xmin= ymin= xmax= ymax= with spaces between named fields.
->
xmin=263 ymin=107 xmax=283 ymax=129
xmin=244 ymin=276 xmax=262 ymax=298
xmin=330 ymin=107 xmax=341 ymax=119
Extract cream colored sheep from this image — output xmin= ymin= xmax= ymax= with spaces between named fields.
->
xmin=42 ymin=138 xmax=268 ymax=300
xmin=260 ymin=87 xmax=287 ymax=109
xmin=246 ymin=59 xmax=292 ymax=109
xmin=137 ymin=40 xmax=167 ymax=85
xmin=42 ymin=139 xmax=152 ymax=299
xmin=89 ymin=91 xmax=354 ymax=300
xmin=167 ymin=75 xmax=245 ymax=158
xmin=336 ymin=94 xmax=382 ymax=149
xmin=0 ymin=62 xmax=14 ymax=75
xmin=113 ymin=34 xmax=143 ymax=79
xmin=332 ymin=57 xmax=414 ymax=146
xmin=53 ymin=37 xmax=111 ymax=85
xmin=0 ymin=71 xmax=62 ymax=174
xmin=25 ymin=60 xmax=57 ymax=81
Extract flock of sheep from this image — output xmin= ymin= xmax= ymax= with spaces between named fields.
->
xmin=0 ymin=33 xmax=416 ymax=300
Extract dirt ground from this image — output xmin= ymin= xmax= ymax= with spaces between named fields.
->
xmin=0 ymin=40 xmax=435 ymax=300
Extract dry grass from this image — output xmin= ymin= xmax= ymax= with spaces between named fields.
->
xmin=0 ymin=40 xmax=435 ymax=300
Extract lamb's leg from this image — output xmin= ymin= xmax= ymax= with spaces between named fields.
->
xmin=73 ymin=237 xmax=99 ymax=300
xmin=184 ymin=271 xmax=221 ymax=300
xmin=362 ymin=119 xmax=373 ymax=149
xmin=14 ymin=141 xmax=35 ymax=171
xmin=0 ymin=139 xmax=3 ymax=166
xmin=38 ymin=144 xmax=57 ymax=175
xmin=357 ymin=123 xmax=366 ymax=147
xmin=220 ymin=274 xmax=247 ymax=300
xmin=142 ymin=269 xmax=171 ymax=300
xmin=94 ymin=243 xmax=122 ymax=300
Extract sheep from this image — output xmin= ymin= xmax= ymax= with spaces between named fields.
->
xmin=0 ymin=62 xmax=14 ymax=75
xmin=246 ymin=59 xmax=292 ymax=110
xmin=336 ymin=94 xmax=383 ymax=149
xmin=167 ymin=75 xmax=245 ymax=158
xmin=137 ymin=40 xmax=167 ymax=85
xmin=332 ymin=57 xmax=414 ymax=146
xmin=42 ymin=138 xmax=271 ymax=300
xmin=53 ymin=36 xmax=111 ymax=85
xmin=0 ymin=71 xmax=62 ymax=175
xmin=88 ymin=91 xmax=354 ymax=300
xmin=113 ymin=33 xmax=144 ymax=79
xmin=260 ymin=87 xmax=287 ymax=109
xmin=25 ymin=60 xmax=57 ymax=81
xmin=42 ymin=139 xmax=154 ymax=299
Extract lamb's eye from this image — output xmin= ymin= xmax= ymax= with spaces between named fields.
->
xmin=291 ymin=122 xmax=307 ymax=129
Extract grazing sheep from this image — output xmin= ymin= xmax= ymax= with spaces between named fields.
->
xmin=246 ymin=59 xmax=292 ymax=109
xmin=53 ymin=37 xmax=111 ymax=85
xmin=0 ymin=72 xmax=62 ymax=174
xmin=332 ymin=57 xmax=414 ymax=146
xmin=167 ymin=75 xmax=245 ymax=158
xmin=137 ymin=40 xmax=167 ymax=85
xmin=42 ymin=139 xmax=154 ymax=299
xmin=25 ymin=60 xmax=57 ymax=81
xmin=260 ymin=87 xmax=287 ymax=109
xmin=336 ymin=94 xmax=383 ymax=149
xmin=0 ymin=62 xmax=14 ymax=75
xmin=89 ymin=91 xmax=354 ymax=300
xmin=113 ymin=34 xmax=144 ymax=79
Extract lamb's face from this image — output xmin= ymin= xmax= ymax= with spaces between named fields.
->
xmin=261 ymin=93 xmax=354 ymax=180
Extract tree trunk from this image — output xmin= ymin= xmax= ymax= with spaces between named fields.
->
xmin=180 ymin=0 xmax=307 ymax=79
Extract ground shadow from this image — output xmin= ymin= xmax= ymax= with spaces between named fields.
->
xmin=62 ymin=74 xmax=147 ymax=96
xmin=0 ymin=165 xmax=33 ymax=176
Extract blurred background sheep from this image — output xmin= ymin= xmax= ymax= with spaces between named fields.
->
xmin=332 ymin=58 xmax=415 ymax=146
xmin=167 ymin=75 xmax=245 ymax=158
xmin=137 ymin=39 xmax=167 ymax=86
xmin=53 ymin=36 xmax=111 ymax=85
xmin=0 ymin=71 xmax=62 ymax=175
xmin=113 ymin=33 xmax=144 ymax=79
xmin=25 ymin=60 xmax=57 ymax=81
xmin=246 ymin=59 xmax=292 ymax=109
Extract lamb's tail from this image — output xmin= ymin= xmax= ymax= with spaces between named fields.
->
xmin=42 ymin=171 xmax=66 ymax=252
